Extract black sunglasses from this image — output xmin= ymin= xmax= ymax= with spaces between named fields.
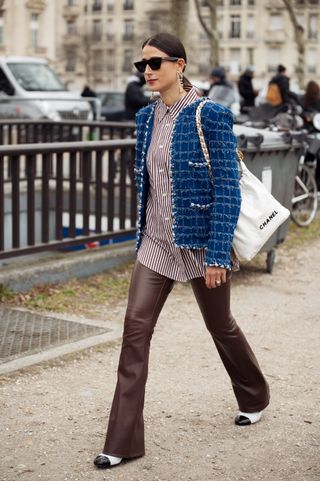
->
xmin=134 ymin=56 xmax=179 ymax=73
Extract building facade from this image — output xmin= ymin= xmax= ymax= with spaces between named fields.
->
xmin=0 ymin=0 xmax=57 ymax=60
xmin=0 ymin=0 xmax=319 ymax=92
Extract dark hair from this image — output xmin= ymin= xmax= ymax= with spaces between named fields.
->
xmin=277 ymin=64 xmax=286 ymax=74
xmin=304 ymin=80 xmax=320 ymax=108
xmin=142 ymin=32 xmax=193 ymax=90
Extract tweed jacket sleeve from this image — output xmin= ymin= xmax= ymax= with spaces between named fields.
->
xmin=201 ymin=102 xmax=241 ymax=268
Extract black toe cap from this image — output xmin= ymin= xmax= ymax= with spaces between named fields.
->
xmin=94 ymin=455 xmax=111 ymax=469
xmin=235 ymin=415 xmax=252 ymax=426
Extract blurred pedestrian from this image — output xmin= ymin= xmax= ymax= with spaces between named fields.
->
xmin=124 ymin=73 xmax=150 ymax=120
xmin=81 ymin=84 xmax=97 ymax=118
xmin=238 ymin=65 xmax=258 ymax=113
xmin=93 ymin=32 xmax=270 ymax=471
xmin=300 ymin=80 xmax=320 ymax=112
xmin=81 ymin=85 xmax=96 ymax=98
xmin=208 ymin=67 xmax=237 ymax=109
xmin=266 ymin=64 xmax=297 ymax=108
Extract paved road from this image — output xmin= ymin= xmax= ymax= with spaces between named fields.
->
xmin=1 ymin=238 xmax=319 ymax=481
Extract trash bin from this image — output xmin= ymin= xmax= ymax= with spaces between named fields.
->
xmin=233 ymin=125 xmax=304 ymax=272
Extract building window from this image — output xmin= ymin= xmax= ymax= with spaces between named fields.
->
xmin=229 ymin=47 xmax=241 ymax=75
xmin=106 ymin=19 xmax=114 ymax=40
xmin=92 ymin=0 xmax=102 ymax=11
xmin=106 ymin=49 xmax=114 ymax=71
xmin=149 ymin=16 xmax=162 ymax=32
xmin=66 ymin=54 xmax=76 ymax=72
xmin=308 ymin=14 xmax=318 ymax=39
xmin=67 ymin=0 xmax=76 ymax=5
xmin=93 ymin=51 xmax=103 ymax=71
xmin=248 ymin=0 xmax=255 ymax=5
xmin=30 ymin=13 xmax=39 ymax=48
xmin=198 ymin=49 xmax=210 ymax=74
xmin=66 ymin=20 xmax=77 ymax=34
xmin=307 ymin=48 xmax=317 ymax=73
xmin=92 ymin=19 xmax=102 ymax=40
xmin=247 ymin=47 xmax=254 ymax=65
xmin=107 ymin=0 xmax=114 ymax=12
xmin=123 ymin=19 xmax=134 ymax=41
xmin=297 ymin=13 xmax=305 ymax=28
xmin=230 ymin=0 xmax=241 ymax=5
xmin=123 ymin=0 xmax=134 ymax=10
xmin=246 ymin=14 xmax=254 ymax=38
xmin=267 ymin=47 xmax=281 ymax=72
xmin=230 ymin=15 xmax=241 ymax=38
xmin=269 ymin=14 xmax=283 ymax=31
xmin=122 ymin=49 xmax=133 ymax=72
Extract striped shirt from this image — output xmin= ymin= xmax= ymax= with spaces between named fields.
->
xmin=137 ymin=87 xmax=207 ymax=282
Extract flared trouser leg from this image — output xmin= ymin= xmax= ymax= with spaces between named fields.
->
xmin=103 ymin=261 xmax=174 ymax=458
xmin=190 ymin=273 xmax=270 ymax=413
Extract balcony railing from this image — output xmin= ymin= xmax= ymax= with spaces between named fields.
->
xmin=265 ymin=29 xmax=286 ymax=43
xmin=92 ymin=3 xmax=102 ymax=12
xmin=308 ymin=31 xmax=318 ymax=40
xmin=123 ymin=1 xmax=134 ymax=10
xmin=62 ymin=4 xmax=81 ymax=16
xmin=122 ymin=32 xmax=134 ymax=41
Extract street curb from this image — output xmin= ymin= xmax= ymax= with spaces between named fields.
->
xmin=0 ymin=241 xmax=135 ymax=292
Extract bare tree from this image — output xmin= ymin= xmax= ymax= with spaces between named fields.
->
xmin=281 ymin=0 xmax=305 ymax=88
xmin=194 ymin=0 xmax=219 ymax=67
xmin=171 ymin=0 xmax=190 ymax=47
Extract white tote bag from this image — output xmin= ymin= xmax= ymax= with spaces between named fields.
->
xmin=196 ymin=100 xmax=290 ymax=262
xmin=232 ymin=160 xmax=290 ymax=261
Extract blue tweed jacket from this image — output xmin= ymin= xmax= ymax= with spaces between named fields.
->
xmin=134 ymin=97 xmax=241 ymax=269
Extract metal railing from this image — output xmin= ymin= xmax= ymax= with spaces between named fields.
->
xmin=0 ymin=139 xmax=137 ymax=259
xmin=0 ymin=119 xmax=136 ymax=145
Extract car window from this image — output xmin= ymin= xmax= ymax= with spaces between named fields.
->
xmin=0 ymin=68 xmax=15 ymax=95
xmin=7 ymin=63 xmax=66 ymax=92
xmin=97 ymin=92 xmax=124 ymax=108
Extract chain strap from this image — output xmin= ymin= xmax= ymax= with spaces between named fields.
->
xmin=196 ymin=99 xmax=213 ymax=184
xmin=196 ymin=99 xmax=244 ymax=186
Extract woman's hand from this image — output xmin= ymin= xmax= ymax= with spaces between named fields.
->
xmin=205 ymin=266 xmax=227 ymax=289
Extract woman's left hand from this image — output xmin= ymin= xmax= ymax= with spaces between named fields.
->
xmin=205 ymin=266 xmax=227 ymax=289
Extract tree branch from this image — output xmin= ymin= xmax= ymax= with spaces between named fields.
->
xmin=194 ymin=0 xmax=213 ymax=39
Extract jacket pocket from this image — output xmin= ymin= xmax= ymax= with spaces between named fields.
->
xmin=190 ymin=201 xmax=214 ymax=210
xmin=188 ymin=161 xmax=208 ymax=169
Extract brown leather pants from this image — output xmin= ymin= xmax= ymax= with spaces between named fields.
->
xmin=102 ymin=261 xmax=270 ymax=458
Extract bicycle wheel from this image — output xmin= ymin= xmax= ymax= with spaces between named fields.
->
xmin=291 ymin=164 xmax=318 ymax=227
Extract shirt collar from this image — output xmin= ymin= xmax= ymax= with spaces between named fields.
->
xmin=155 ymin=87 xmax=199 ymax=123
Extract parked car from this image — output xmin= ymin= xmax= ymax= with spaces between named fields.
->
xmin=96 ymin=90 xmax=126 ymax=121
xmin=97 ymin=87 xmax=154 ymax=121
xmin=0 ymin=56 xmax=92 ymax=120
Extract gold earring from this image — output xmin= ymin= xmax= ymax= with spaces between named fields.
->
xmin=177 ymin=71 xmax=184 ymax=94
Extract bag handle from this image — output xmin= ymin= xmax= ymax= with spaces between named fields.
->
xmin=195 ymin=99 xmax=244 ymax=186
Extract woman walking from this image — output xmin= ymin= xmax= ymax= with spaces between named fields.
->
xmin=94 ymin=33 xmax=270 ymax=469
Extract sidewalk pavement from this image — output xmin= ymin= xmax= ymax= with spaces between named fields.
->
xmin=0 ymin=238 xmax=319 ymax=481
xmin=0 ymin=241 xmax=135 ymax=292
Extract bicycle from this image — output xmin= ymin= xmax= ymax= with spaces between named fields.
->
xmin=291 ymin=154 xmax=318 ymax=227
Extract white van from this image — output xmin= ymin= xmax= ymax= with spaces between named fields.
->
xmin=0 ymin=56 xmax=92 ymax=121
